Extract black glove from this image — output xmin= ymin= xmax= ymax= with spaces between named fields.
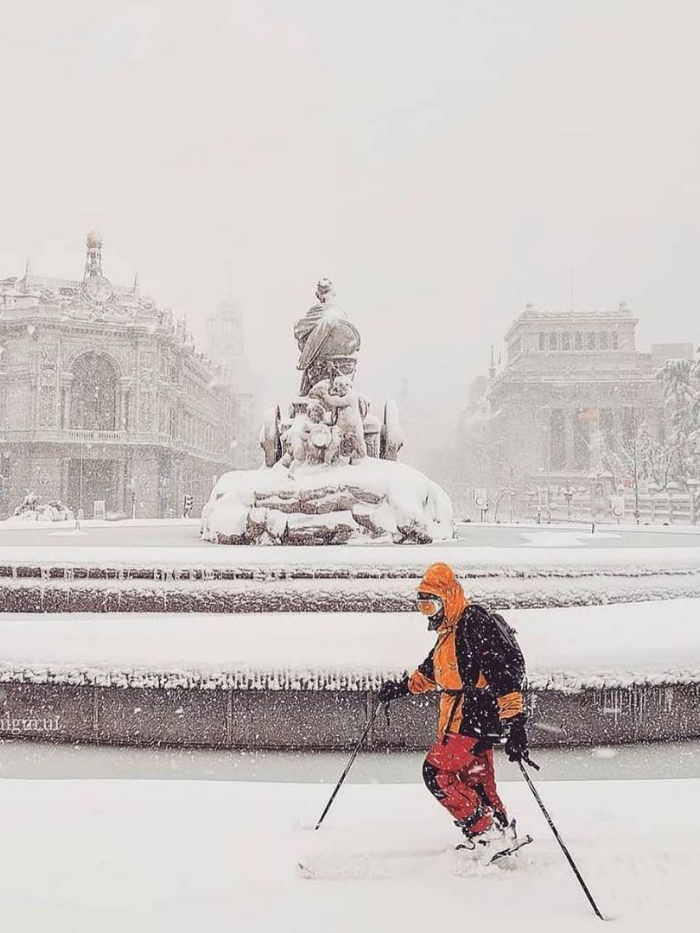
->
xmin=504 ymin=715 xmax=528 ymax=763
xmin=377 ymin=676 xmax=409 ymax=704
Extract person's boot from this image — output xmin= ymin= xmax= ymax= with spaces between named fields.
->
xmin=455 ymin=807 xmax=499 ymax=852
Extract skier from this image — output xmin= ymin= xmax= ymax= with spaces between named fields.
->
xmin=378 ymin=562 xmax=529 ymax=856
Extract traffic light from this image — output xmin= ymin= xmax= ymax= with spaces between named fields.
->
xmin=183 ymin=494 xmax=194 ymax=517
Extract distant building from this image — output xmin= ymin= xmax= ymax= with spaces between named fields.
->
xmin=0 ymin=232 xmax=244 ymax=518
xmin=479 ymin=304 xmax=694 ymax=488
xmin=204 ymin=298 xmax=256 ymax=469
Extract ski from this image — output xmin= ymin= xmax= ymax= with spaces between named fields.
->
xmin=489 ymin=834 xmax=533 ymax=863
xmin=455 ymin=832 xmax=533 ymax=863
xmin=297 ymin=834 xmax=533 ymax=880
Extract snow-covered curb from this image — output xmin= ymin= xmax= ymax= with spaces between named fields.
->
xmin=2 ymin=573 xmax=700 ymax=613
xmin=2 ymin=544 xmax=700 ymax=578
xmin=1 ymin=600 xmax=699 ymax=692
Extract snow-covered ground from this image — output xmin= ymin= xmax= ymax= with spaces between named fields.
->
xmin=0 ymin=517 xmax=201 ymax=529
xmin=1 ymin=599 xmax=699 ymax=690
xmin=457 ymin=519 xmax=700 ymax=536
xmin=0 ymin=775 xmax=696 ymax=931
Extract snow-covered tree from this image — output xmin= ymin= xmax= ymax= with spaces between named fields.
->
xmin=656 ymin=357 xmax=700 ymax=482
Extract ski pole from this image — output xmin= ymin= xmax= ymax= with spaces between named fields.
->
xmin=518 ymin=761 xmax=606 ymax=921
xmin=315 ymin=702 xmax=383 ymax=830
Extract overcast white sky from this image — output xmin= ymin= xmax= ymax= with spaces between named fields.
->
xmin=1 ymin=0 xmax=699 ymax=417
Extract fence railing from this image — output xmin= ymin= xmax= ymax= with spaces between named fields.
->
xmin=535 ymin=491 xmax=700 ymax=525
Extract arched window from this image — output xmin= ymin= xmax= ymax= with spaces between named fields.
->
xmin=70 ymin=353 xmax=118 ymax=431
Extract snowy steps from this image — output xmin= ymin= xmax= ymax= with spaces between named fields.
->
xmin=3 ymin=541 xmax=700 ymax=747
xmin=1 ymin=544 xmax=700 ymax=613
xmin=1 ymin=571 xmax=700 ymax=613
xmin=2 ymin=544 xmax=700 ymax=579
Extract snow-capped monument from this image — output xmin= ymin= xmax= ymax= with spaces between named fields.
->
xmin=201 ymin=280 xmax=454 ymax=544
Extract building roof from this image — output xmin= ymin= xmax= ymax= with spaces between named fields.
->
xmin=504 ymin=304 xmax=636 ymax=342
xmin=0 ymin=234 xmax=228 ymax=381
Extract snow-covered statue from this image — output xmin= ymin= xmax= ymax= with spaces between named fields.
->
xmin=294 ymin=278 xmax=361 ymax=395
xmin=310 ymin=375 xmax=368 ymax=462
xmin=202 ymin=279 xmax=453 ymax=545
xmin=280 ymin=401 xmax=340 ymax=473
xmin=304 ymin=401 xmax=341 ymax=466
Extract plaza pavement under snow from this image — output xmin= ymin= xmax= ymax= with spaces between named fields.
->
xmin=0 ymin=774 xmax=696 ymax=932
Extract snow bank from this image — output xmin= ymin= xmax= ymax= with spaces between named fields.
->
xmin=3 ymin=505 xmax=74 ymax=524
xmin=200 ymin=459 xmax=454 ymax=545
xmin=2 ymin=571 xmax=700 ymax=614
xmin=2 ymin=543 xmax=700 ymax=579
xmin=1 ymin=599 xmax=699 ymax=692
xmin=0 ymin=777 xmax=697 ymax=932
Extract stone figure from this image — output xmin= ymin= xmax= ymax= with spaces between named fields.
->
xmin=305 ymin=402 xmax=340 ymax=466
xmin=311 ymin=375 xmax=368 ymax=462
xmin=294 ymin=279 xmax=361 ymax=395
xmin=280 ymin=402 xmax=340 ymax=474
xmin=279 ymin=414 xmax=309 ymax=472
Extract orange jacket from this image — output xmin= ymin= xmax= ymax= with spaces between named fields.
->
xmin=409 ymin=563 xmax=525 ymax=737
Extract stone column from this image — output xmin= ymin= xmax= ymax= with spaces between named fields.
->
xmin=564 ymin=412 xmax=575 ymax=470
xmin=59 ymin=373 xmax=75 ymax=431
xmin=119 ymin=378 xmax=134 ymax=434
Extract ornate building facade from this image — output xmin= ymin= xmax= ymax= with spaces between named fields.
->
xmin=0 ymin=233 xmax=242 ymax=518
xmin=478 ymin=304 xmax=693 ymax=491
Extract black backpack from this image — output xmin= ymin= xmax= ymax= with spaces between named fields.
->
xmin=489 ymin=610 xmax=524 ymax=670
xmin=469 ymin=604 xmax=530 ymax=710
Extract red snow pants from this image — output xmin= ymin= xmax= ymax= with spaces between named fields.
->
xmin=422 ymin=734 xmax=506 ymax=833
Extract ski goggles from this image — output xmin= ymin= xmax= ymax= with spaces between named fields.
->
xmin=415 ymin=593 xmax=443 ymax=617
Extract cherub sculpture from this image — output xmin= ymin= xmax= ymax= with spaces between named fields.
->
xmin=280 ymin=402 xmax=340 ymax=474
xmin=310 ymin=375 xmax=368 ymax=462
xmin=305 ymin=401 xmax=341 ymax=466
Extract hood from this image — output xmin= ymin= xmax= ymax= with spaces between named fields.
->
xmin=417 ymin=562 xmax=469 ymax=630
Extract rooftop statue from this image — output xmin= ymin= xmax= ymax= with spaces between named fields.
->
xmin=294 ymin=278 xmax=361 ymax=396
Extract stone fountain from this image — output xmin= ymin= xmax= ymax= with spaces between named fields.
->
xmin=201 ymin=280 xmax=453 ymax=544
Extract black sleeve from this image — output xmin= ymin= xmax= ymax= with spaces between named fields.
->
xmin=416 ymin=648 xmax=436 ymax=681
xmin=407 ymin=647 xmax=437 ymax=693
